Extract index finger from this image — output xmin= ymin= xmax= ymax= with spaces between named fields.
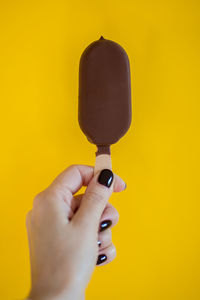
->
xmin=50 ymin=164 xmax=125 ymax=195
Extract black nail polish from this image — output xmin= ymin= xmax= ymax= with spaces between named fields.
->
xmin=97 ymin=254 xmax=107 ymax=265
xmin=98 ymin=169 xmax=113 ymax=188
xmin=100 ymin=219 xmax=112 ymax=232
xmin=97 ymin=240 xmax=101 ymax=247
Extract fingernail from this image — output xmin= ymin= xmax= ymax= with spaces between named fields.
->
xmin=97 ymin=254 xmax=107 ymax=265
xmin=100 ymin=219 xmax=112 ymax=232
xmin=124 ymin=182 xmax=127 ymax=190
xmin=97 ymin=240 xmax=101 ymax=247
xmin=98 ymin=169 xmax=113 ymax=188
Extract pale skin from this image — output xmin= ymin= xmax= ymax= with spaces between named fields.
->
xmin=26 ymin=164 xmax=126 ymax=300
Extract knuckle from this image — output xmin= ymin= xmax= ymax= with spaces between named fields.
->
xmin=86 ymin=190 xmax=106 ymax=207
xmin=105 ymin=228 xmax=112 ymax=240
xmin=67 ymin=164 xmax=77 ymax=172
xmin=103 ymin=205 xmax=119 ymax=225
xmin=106 ymin=244 xmax=116 ymax=262
xmin=109 ymin=205 xmax=119 ymax=220
xmin=33 ymin=189 xmax=53 ymax=209
xmin=33 ymin=191 xmax=43 ymax=208
xmin=100 ymin=229 xmax=112 ymax=246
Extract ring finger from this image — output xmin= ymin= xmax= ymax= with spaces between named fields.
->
xmin=97 ymin=243 xmax=116 ymax=266
xmin=98 ymin=229 xmax=112 ymax=250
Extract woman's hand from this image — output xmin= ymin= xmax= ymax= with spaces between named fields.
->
xmin=26 ymin=165 xmax=126 ymax=300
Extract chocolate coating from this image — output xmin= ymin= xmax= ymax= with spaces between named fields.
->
xmin=78 ymin=36 xmax=132 ymax=154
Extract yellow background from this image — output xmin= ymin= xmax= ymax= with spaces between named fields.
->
xmin=0 ymin=0 xmax=200 ymax=299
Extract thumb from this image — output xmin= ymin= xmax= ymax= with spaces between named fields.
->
xmin=72 ymin=169 xmax=114 ymax=230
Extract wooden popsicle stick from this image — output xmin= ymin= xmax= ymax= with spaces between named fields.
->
xmin=94 ymin=154 xmax=112 ymax=176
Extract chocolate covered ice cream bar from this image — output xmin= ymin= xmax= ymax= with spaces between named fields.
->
xmin=78 ymin=36 xmax=132 ymax=173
